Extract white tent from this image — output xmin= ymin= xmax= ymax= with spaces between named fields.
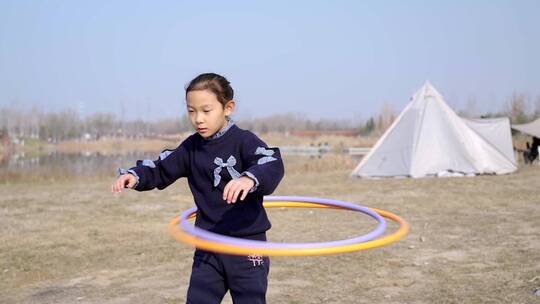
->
xmin=463 ymin=118 xmax=516 ymax=163
xmin=352 ymin=82 xmax=517 ymax=178
xmin=511 ymin=118 xmax=540 ymax=138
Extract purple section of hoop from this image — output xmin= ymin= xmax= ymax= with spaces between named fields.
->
xmin=178 ymin=196 xmax=387 ymax=249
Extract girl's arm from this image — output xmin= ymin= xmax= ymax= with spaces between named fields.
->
xmin=121 ymin=139 xmax=192 ymax=191
xmin=241 ymin=133 xmax=285 ymax=196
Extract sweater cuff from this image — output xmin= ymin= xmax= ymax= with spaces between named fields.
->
xmin=241 ymin=171 xmax=259 ymax=193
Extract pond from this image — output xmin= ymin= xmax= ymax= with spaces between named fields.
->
xmin=0 ymin=151 xmax=155 ymax=181
xmin=0 ymin=151 xmax=362 ymax=182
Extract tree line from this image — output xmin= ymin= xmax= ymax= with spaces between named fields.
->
xmin=0 ymin=107 xmax=377 ymax=142
xmin=1 ymin=92 xmax=539 ymax=142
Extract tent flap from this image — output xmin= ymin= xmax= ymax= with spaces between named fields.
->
xmin=511 ymin=118 xmax=540 ymax=138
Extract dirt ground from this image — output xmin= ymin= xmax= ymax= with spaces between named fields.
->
xmin=1 ymin=163 xmax=539 ymax=303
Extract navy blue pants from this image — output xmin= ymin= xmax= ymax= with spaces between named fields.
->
xmin=186 ymin=234 xmax=270 ymax=304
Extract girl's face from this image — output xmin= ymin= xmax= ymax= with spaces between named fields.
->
xmin=186 ymin=90 xmax=235 ymax=138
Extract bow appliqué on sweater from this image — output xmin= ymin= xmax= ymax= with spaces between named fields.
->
xmin=255 ymin=147 xmax=278 ymax=165
xmin=213 ymin=155 xmax=242 ymax=187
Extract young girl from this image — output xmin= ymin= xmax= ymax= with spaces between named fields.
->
xmin=111 ymin=73 xmax=284 ymax=304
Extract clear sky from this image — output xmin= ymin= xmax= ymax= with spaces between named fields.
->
xmin=0 ymin=1 xmax=539 ymax=121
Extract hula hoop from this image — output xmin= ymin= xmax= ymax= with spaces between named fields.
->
xmin=169 ymin=196 xmax=409 ymax=257
xmin=179 ymin=196 xmax=387 ymax=249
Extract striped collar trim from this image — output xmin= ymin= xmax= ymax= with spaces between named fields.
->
xmin=205 ymin=118 xmax=235 ymax=140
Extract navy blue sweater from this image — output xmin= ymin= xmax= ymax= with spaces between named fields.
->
xmin=128 ymin=124 xmax=284 ymax=237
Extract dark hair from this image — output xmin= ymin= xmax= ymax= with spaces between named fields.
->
xmin=185 ymin=73 xmax=234 ymax=106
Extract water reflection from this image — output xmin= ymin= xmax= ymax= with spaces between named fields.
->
xmin=0 ymin=151 xmax=156 ymax=181
xmin=0 ymin=151 xmax=360 ymax=182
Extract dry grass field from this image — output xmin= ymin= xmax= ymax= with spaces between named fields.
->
xmin=1 ymin=156 xmax=539 ymax=303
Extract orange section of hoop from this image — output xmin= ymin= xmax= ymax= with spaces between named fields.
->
xmin=169 ymin=201 xmax=409 ymax=256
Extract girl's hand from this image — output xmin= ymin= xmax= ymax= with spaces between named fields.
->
xmin=111 ymin=174 xmax=137 ymax=193
xmin=223 ymin=176 xmax=255 ymax=204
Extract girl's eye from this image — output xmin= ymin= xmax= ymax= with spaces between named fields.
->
xmin=203 ymin=109 xmax=211 ymax=113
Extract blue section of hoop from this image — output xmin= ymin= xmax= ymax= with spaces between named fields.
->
xmin=178 ymin=196 xmax=387 ymax=249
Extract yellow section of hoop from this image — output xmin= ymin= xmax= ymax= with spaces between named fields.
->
xmin=169 ymin=201 xmax=409 ymax=256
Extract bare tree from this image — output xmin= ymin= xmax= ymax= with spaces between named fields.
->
xmin=533 ymin=95 xmax=540 ymax=119
xmin=463 ymin=95 xmax=478 ymax=118
xmin=375 ymin=103 xmax=397 ymax=133
xmin=506 ymin=92 xmax=529 ymax=124
xmin=86 ymin=113 xmax=116 ymax=140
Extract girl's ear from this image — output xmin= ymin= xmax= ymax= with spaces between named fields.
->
xmin=223 ymin=100 xmax=236 ymax=116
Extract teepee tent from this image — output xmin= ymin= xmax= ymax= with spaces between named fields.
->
xmin=351 ymin=82 xmax=517 ymax=178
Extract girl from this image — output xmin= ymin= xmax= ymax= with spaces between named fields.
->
xmin=111 ymin=73 xmax=284 ymax=304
